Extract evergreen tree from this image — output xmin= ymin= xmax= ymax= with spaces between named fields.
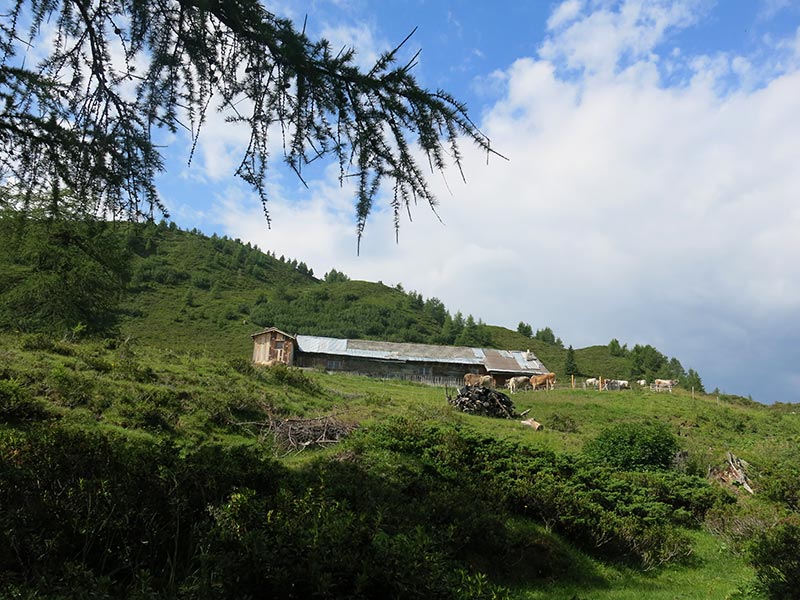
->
xmin=450 ymin=311 xmax=466 ymax=343
xmin=517 ymin=321 xmax=533 ymax=337
xmin=667 ymin=357 xmax=687 ymax=381
xmin=423 ymin=297 xmax=448 ymax=326
xmin=455 ymin=315 xmax=490 ymax=347
xmin=564 ymin=345 xmax=579 ymax=376
xmin=629 ymin=344 xmax=668 ymax=380
xmin=324 ymin=269 xmax=350 ymax=283
xmin=684 ymin=369 xmax=705 ymax=393
xmin=0 ymin=1 xmax=493 ymax=243
xmin=534 ymin=326 xmax=559 ymax=345
xmin=0 ymin=193 xmax=131 ymax=335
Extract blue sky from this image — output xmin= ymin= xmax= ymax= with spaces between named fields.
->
xmin=33 ymin=0 xmax=800 ymax=403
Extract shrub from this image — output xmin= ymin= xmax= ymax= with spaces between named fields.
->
xmin=228 ymin=357 xmax=256 ymax=376
xmin=46 ymin=364 xmax=94 ymax=408
xmin=547 ymin=413 xmax=579 ymax=433
xmin=263 ymin=363 xmax=321 ymax=394
xmin=583 ymin=421 xmax=679 ymax=471
xmin=748 ymin=514 xmax=800 ymax=599
xmin=191 ymin=273 xmax=212 ymax=289
xmin=20 ymin=333 xmax=54 ymax=352
xmin=0 ymin=379 xmax=46 ymax=421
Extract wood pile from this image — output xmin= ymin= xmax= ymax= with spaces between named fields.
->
xmin=230 ymin=408 xmax=357 ymax=455
xmin=447 ymin=385 xmax=519 ymax=419
xmin=269 ymin=414 xmax=357 ymax=453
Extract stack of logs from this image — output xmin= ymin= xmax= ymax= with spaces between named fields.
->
xmin=447 ymin=385 xmax=519 ymax=419
xmin=270 ymin=415 xmax=357 ymax=453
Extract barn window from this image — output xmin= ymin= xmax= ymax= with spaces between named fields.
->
xmin=419 ymin=366 xmax=432 ymax=376
xmin=274 ymin=341 xmax=284 ymax=349
xmin=326 ymin=360 xmax=343 ymax=370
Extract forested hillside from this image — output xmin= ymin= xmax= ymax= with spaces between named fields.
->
xmin=5 ymin=215 xmax=797 ymax=599
xmin=0 ymin=214 xmax=705 ymax=387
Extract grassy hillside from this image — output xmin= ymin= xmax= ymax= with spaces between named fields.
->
xmin=117 ymin=224 xmax=444 ymax=356
xmin=5 ymin=219 xmax=795 ymax=598
xmin=0 ymin=216 xmax=694 ymax=383
xmin=2 ymin=329 xmax=798 ymax=598
xmin=114 ymin=224 xmax=679 ymax=384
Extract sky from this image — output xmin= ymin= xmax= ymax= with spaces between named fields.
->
xmin=153 ymin=0 xmax=800 ymax=404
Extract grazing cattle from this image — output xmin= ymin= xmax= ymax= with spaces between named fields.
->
xmin=654 ymin=378 xmax=679 ymax=391
xmin=464 ymin=373 xmax=483 ymax=387
xmin=636 ymin=379 xmax=647 ymax=387
xmin=530 ymin=372 xmax=556 ymax=391
xmin=584 ymin=377 xmax=598 ymax=389
xmin=508 ymin=376 xmax=531 ymax=393
xmin=479 ymin=375 xmax=496 ymax=388
xmin=604 ymin=379 xmax=630 ymax=390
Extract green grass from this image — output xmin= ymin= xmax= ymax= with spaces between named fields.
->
xmin=514 ymin=531 xmax=754 ymax=599
xmin=2 ymin=329 xmax=791 ymax=598
xmin=1 ymin=223 xmax=792 ymax=598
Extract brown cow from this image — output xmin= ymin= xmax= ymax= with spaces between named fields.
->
xmin=464 ymin=373 xmax=495 ymax=388
xmin=530 ymin=372 xmax=556 ymax=391
xmin=464 ymin=373 xmax=483 ymax=386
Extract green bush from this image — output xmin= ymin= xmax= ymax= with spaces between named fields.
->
xmin=46 ymin=364 xmax=94 ymax=408
xmin=228 ymin=356 xmax=255 ymax=376
xmin=748 ymin=514 xmax=800 ymax=599
xmin=20 ymin=333 xmax=54 ymax=352
xmin=583 ymin=421 xmax=679 ymax=471
xmin=547 ymin=412 xmax=579 ymax=433
xmin=262 ymin=363 xmax=321 ymax=393
xmin=0 ymin=378 xmax=46 ymax=421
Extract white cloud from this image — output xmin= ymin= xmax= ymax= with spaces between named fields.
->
xmin=547 ymin=0 xmax=585 ymax=31
xmin=540 ymin=0 xmax=706 ymax=76
xmin=319 ymin=22 xmax=386 ymax=70
xmin=215 ymin=1 xmax=800 ymax=401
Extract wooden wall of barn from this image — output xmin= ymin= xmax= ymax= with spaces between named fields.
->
xmin=252 ymin=330 xmax=296 ymax=365
xmin=295 ymin=353 xmax=474 ymax=384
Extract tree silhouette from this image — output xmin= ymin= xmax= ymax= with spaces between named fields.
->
xmin=564 ymin=345 xmax=579 ymax=376
xmin=1 ymin=1 xmax=496 ymax=248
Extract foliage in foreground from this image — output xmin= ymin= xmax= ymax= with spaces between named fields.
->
xmin=1 ymin=327 xmax=796 ymax=598
xmin=748 ymin=515 xmax=800 ymax=599
xmin=0 ymin=412 xmax=737 ymax=599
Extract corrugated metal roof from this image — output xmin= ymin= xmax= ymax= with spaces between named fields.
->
xmin=483 ymin=349 xmax=524 ymax=373
xmin=293 ymin=334 xmax=547 ymax=373
xmin=296 ymin=335 xmax=347 ymax=354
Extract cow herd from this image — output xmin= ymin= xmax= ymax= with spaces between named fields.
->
xmin=464 ymin=372 xmax=557 ymax=392
xmin=463 ymin=373 xmax=680 ymax=393
xmin=584 ymin=377 xmax=679 ymax=391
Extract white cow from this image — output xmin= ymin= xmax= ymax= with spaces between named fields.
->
xmin=584 ymin=377 xmax=599 ymax=389
xmin=508 ymin=376 xmax=531 ymax=393
xmin=636 ymin=379 xmax=647 ymax=387
xmin=654 ymin=378 xmax=679 ymax=391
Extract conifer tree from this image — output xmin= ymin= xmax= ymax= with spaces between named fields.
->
xmin=564 ymin=345 xmax=579 ymax=376
xmin=1 ymin=1 xmax=495 ymax=245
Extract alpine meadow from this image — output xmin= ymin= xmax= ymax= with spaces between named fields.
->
xmin=1 ymin=220 xmax=800 ymax=599
xmin=2 ymin=1 xmax=800 ymax=598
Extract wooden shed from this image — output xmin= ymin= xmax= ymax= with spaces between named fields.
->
xmin=251 ymin=327 xmax=296 ymax=365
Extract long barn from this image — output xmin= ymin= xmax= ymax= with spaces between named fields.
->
xmin=251 ymin=327 xmax=549 ymax=387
